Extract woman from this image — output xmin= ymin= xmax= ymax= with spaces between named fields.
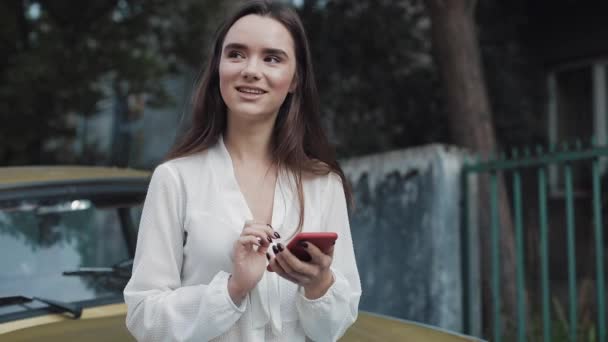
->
xmin=123 ymin=1 xmax=361 ymax=341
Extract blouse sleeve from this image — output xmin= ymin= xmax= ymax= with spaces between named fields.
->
xmin=295 ymin=173 xmax=362 ymax=342
xmin=123 ymin=164 xmax=247 ymax=342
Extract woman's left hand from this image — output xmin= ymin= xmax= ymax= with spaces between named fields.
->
xmin=267 ymin=241 xmax=335 ymax=300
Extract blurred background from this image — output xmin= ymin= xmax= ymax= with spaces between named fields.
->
xmin=2 ymin=0 xmax=608 ymax=341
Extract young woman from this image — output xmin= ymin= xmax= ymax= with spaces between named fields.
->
xmin=123 ymin=1 xmax=361 ymax=341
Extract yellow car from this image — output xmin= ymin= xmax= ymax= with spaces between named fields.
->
xmin=0 ymin=166 xmax=148 ymax=341
xmin=0 ymin=166 xmax=482 ymax=341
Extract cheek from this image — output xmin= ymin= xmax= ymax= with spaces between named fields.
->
xmin=268 ymin=69 xmax=296 ymax=93
xmin=219 ymin=62 xmax=240 ymax=85
xmin=219 ymin=62 xmax=239 ymax=97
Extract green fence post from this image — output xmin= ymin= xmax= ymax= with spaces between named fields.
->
xmin=593 ymin=158 xmax=606 ymax=342
xmin=538 ymin=167 xmax=552 ymax=342
xmin=465 ymin=142 xmax=608 ymax=341
xmin=564 ymin=163 xmax=578 ymax=342
xmin=461 ymin=168 xmax=471 ymax=335
xmin=490 ymin=172 xmax=502 ymax=342
xmin=513 ymin=170 xmax=526 ymax=341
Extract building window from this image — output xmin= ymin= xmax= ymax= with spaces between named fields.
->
xmin=547 ymin=61 xmax=608 ymax=195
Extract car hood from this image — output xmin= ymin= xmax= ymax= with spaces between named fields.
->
xmin=0 ymin=303 xmax=133 ymax=341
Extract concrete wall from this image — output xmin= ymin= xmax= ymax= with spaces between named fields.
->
xmin=76 ymin=69 xmax=195 ymax=169
xmin=341 ymin=144 xmax=480 ymax=335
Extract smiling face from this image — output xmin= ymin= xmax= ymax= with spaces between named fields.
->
xmin=219 ymin=14 xmax=297 ymax=124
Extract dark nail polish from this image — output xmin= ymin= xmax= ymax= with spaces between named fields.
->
xmin=266 ymin=252 xmax=271 ymax=260
xmin=272 ymin=245 xmax=279 ymax=254
xmin=299 ymin=241 xmax=308 ymax=248
xmin=277 ymin=243 xmax=284 ymax=252
xmin=274 ymin=232 xmax=281 ymax=238
xmin=267 ymin=223 xmax=273 ymax=229
xmin=267 ymin=236 xmax=272 ymax=243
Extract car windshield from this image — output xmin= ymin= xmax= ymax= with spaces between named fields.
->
xmin=0 ymin=197 xmax=142 ymax=317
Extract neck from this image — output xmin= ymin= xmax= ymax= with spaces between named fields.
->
xmin=224 ymin=115 xmax=275 ymax=166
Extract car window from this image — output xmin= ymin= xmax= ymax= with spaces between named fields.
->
xmin=0 ymin=198 xmax=142 ymax=317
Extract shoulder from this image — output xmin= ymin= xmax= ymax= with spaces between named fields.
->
xmin=148 ymin=149 xmax=217 ymax=192
xmin=163 ymin=149 xmax=211 ymax=171
xmin=303 ymin=170 xmax=345 ymax=197
xmin=158 ymin=147 xmax=217 ymax=177
xmin=302 ymin=159 xmax=342 ymax=186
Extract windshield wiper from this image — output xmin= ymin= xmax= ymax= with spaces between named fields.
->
xmin=0 ymin=295 xmax=82 ymax=319
xmin=62 ymin=258 xmax=133 ymax=279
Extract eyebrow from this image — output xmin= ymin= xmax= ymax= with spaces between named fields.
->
xmin=223 ymin=43 xmax=289 ymax=58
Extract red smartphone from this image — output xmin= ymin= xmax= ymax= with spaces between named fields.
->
xmin=286 ymin=232 xmax=338 ymax=262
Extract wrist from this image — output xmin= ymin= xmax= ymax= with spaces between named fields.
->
xmin=304 ymin=270 xmax=334 ymax=300
xmin=228 ymin=275 xmax=248 ymax=306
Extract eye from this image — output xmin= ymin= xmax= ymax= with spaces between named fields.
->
xmin=265 ymin=55 xmax=282 ymax=63
xmin=227 ymin=50 xmax=245 ymax=59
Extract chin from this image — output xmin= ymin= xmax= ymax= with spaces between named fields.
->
xmin=229 ymin=108 xmax=277 ymax=122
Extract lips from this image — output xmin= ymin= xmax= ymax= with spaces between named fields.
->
xmin=236 ymin=86 xmax=267 ymax=95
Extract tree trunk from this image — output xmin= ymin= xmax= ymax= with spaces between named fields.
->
xmin=427 ymin=0 xmax=522 ymax=336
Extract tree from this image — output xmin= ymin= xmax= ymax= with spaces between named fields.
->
xmin=299 ymin=0 xmax=449 ymax=158
xmin=0 ymin=0 xmax=228 ymax=165
xmin=427 ymin=0 xmax=522 ymax=335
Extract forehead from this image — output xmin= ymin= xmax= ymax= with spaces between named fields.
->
xmin=223 ymin=14 xmax=295 ymax=54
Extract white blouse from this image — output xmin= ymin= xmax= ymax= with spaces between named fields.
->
xmin=123 ymin=137 xmax=362 ymax=342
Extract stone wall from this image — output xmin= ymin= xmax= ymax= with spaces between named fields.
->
xmin=341 ymin=144 xmax=480 ymax=335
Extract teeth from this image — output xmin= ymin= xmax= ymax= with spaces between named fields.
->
xmin=238 ymin=87 xmax=264 ymax=94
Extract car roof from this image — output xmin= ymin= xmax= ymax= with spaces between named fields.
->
xmin=0 ymin=166 xmax=150 ymax=189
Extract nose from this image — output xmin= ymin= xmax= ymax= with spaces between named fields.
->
xmin=241 ymin=58 xmax=261 ymax=81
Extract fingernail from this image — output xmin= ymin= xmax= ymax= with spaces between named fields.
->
xmin=299 ymin=241 xmax=308 ymax=248
xmin=266 ymin=252 xmax=271 ymax=261
xmin=256 ymin=237 xmax=262 ymax=245
xmin=277 ymin=243 xmax=284 ymax=252
xmin=274 ymin=232 xmax=281 ymax=238
xmin=267 ymin=223 xmax=273 ymax=229
xmin=272 ymin=245 xmax=279 ymax=254
xmin=267 ymin=236 xmax=272 ymax=243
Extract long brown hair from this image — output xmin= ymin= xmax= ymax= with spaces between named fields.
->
xmin=166 ymin=0 xmax=352 ymax=230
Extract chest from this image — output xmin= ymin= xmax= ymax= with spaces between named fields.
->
xmin=178 ymin=165 xmax=324 ymax=280
xmin=233 ymin=166 xmax=277 ymax=224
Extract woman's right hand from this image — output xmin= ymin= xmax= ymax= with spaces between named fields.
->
xmin=228 ymin=221 xmax=278 ymax=305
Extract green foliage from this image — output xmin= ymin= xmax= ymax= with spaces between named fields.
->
xmin=476 ymin=0 xmax=547 ymax=150
xmin=0 ymin=0 xmax=225 ymax=165
xmin=0 ymin=0 xmax=547 ymax=164
xmin=298 ymin=0 xmax=448 ymax=158
xmin=521 ymin=299 xmax=598 ymax=342
xmin=298 ymin=0 xmax=548 ymax=158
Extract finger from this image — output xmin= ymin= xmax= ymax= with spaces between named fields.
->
xmin=268 ymin=255 xmax=284 ymax=273
xmin=300 ymin=241 xmax=333 ymax=268
xmin=275 ymin=250 xmax=312 ymax=283
xmin=237 ymin=235 xmax=269 ymax=254
xmin=272 ymin=257 xmax=307 ymax=284
xmin=243 ymin=220 xmax=273 ymax=232
xmin=266 ymin=223 xmax=281 ymax=239
xmin=268 ymin=255 xmax=296 ymax=280
xmin=241 ymin=227 xmax=270 ymax=245
xmin=276 ymin=244 xmax=316 ymax=276
xmin=266 ymin=252 xmax=274 ymax=272
xmin=242 ymin=223 xmax=278 ymax=242
xmin=241 ymin=227 xmax=272 ymax=246
xmin=275 ymin=248 xmax=294 ymax=273
xmin=238 ymin=235 xmax=262 ymax=247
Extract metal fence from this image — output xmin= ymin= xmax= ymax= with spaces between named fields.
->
xmin=461 ymin=140 xmax=608 ymax=342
